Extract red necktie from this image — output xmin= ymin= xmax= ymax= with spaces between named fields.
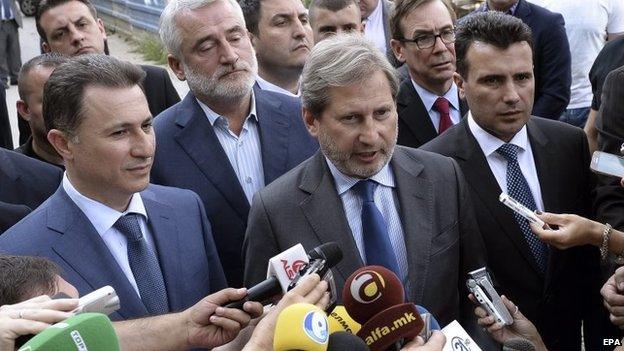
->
xmin=433 ymin=97 xmax=453 ymax=134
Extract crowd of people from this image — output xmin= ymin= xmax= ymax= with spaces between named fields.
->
xmin=0 ymin=0 xmax=623 ymax=350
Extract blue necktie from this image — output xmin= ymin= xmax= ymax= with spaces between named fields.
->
xmin=1 ymin=0 xmax=12 ymax=20
xmin=354 ymin=180 xmax=401 ymax=279
xmin=497 ymin=144 xmax=548 ymax=273
xmin=114 ymin=214 xmax=169 ymax=315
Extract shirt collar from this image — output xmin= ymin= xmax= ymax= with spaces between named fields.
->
xmin=62 ymin=173 xmax=148 ymax=236
xmin=196 ymin=90 xmax=258 ymax=127
xmin=256 ymin=75 xmax=301 ymax=97
xmin=325 ymin=157 xmax=395 ymax=196
xmin=367 ymin=0 xmax=383 ymax=23
xmin=480 ymin=1 xmax=520 ymax=15
xmin=411 ymin=80 xmax=460 ymax=113
xmin=467 ymin=111 xmax=529 ymax=158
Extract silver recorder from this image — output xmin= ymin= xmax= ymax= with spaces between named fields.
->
xmin=73 ymin=286 xmax=120 ymax=316
xmin=466 ymin=268 xmax=513 ymax=326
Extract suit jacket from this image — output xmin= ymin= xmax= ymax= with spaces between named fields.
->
xmin=0 ymin=87 xmax=11 ymax=149
xmin=421 ymin=117 xmax=602 ymax=351
xmin=243 ymin=147 xmax=486 ymax=329
xmin=17 ymin=64 xmax=180 ymax=145
xmin=0 ymin=184 xmax=227 ymax=321
xmin=9 ymin=0 xmax=22 ymax=27
xmin=0 ymin=148 xmax=61 ymax=212
xmin=0 ymin=202 xmax=30 ymax=233
xmin=151 ymin=88 xmax=318 ymax=287
xmin=397 ymin=79 xmax=469 ymax=148
xmin=380 ymin=0 xmax=400 ymax=68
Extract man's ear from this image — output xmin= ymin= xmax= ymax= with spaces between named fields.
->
xmin=390 ymin=39 xmax=405 ymax=63
xmin=302 ymin=107 xmax=319 ymax=138
xmin=42 ymin=41 xmax=51 ymax=53
xmin=168 ymin=54 xmax=186 ymax=81
xmin=454 ymin=72 xmax=466 ymax=99
xmin=96 ymin=18 xmax=107 ymax=40
xmin=16 ymin=100 xmax=31 ymax=122
xmin=47 ymin=129 xmax=74 ymax=161
xmin=248 ymin=30 xmax=258 ymax=48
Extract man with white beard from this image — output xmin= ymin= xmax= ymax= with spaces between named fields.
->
xmin=151 ymin=0 xmax=318 ymax=287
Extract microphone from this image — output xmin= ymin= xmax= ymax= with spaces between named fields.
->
xmin=273 ymin=303 xmax=330 ymax=351
xmin=327 ymin=331 xmax=370 ymax=350
xmin=503 ymin=338 xmax=536 ymax=351
xmin=327 ymin=305 xmax=361 ymax=334
xmin=17 ymin=313 xmax=120 ymax=351
xmin=415 ymin=305 xmax=440 ymax=340
xmin=227 ymin=242 xmax=343 ymax=309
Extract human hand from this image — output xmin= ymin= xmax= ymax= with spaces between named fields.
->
xmin=531 ymin=212 xmax=603 ymax=249
xmin=400 ymin=330 xmax=446 ymax=350
xmin=601 ymin=267 xmax=624 ymax=328
xmin=184 ymin=288 xmax=264 ymax=349
xmin=0 ymin=295 xmax=78 ymax=350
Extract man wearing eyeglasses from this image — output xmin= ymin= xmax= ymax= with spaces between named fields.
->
xmin=389 ymin=0 xmax=468 ymax=149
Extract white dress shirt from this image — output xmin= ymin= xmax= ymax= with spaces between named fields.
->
xmin=467 ymin=113 xmax=545 ymax=211
xmin=412 ymin=80 xmax=461 ymax=132
xmin=256 ymin=75 xmax=300 ymax=97
xmin=325 ymin=159 xmax=409 ymax=287
xmin=197 ymin=93 xmax=265 ymax=204
xmin=62 ymin=173 xmax=156 ymax=297
xmin=363 ymin=0 xmax=387 ymax=54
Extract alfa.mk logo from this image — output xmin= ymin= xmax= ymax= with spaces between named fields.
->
xmin=350 ymin=270 xmax=386 ymax=304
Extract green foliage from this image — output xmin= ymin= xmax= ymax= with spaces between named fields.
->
xmin=132 ymin=34 xmax=168 ymax=65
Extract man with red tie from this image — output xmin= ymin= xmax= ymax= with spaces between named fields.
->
xmin=389 ymin=0 xmax=468 ymax=148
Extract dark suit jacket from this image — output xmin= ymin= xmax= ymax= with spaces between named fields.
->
xmin=0 ymin=148 xmax=61 ymax=214
xmin=472 ymin=0 xmax=571 ymax=119
xmin=0 ymin=87 xmax=12 ymax=149
xmin=397 ymin=79 xmax=469 ymax=148
xmin=422 ymin=117 xmax=603 ymax=351
xmin=243 ymin=148 xmax=487 ymax=330
xmin=0 ymin=184 xmax=227 ymax=321
xmin=17 ymin=64 xmax=180 ymax=145
xmin=151 ymin=88 xmax=318 ymax=287
xmin=0 ymin=202 xmax=30 ymax=233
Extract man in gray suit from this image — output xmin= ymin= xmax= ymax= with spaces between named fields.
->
xmin=0 ymin=0 xmax=22 ymax=87
xmin=243 ymin=35 xmax=486 ymax=328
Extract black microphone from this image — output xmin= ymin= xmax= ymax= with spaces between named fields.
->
xmin=503 ymin=338 xmax=536 ymax=351
xmin=327 ymin=331 xmax=370 ymax=351
xmin=225 ymin=242 xmax=342 ymax=309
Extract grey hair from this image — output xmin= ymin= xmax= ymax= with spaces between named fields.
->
xmin=301 ymin=35 xmax=399 ymax=116
xmin=159 ymin=0 xmax=245 ymax=59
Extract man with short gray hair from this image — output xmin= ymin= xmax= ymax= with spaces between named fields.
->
xmin=243 ymin=35 xmax=486 ymax=330
xmin=153 ymin=0 xmax=317 ymax=287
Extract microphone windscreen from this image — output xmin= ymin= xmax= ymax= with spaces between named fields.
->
xmin=309 ymin=242 xmax=343 ymax=267
xmin=343 ymin=266 xmax=405 ymax=324
xmin=18 ymin=313 xmax=119 ymax=351
xmin=273 ymin=303 xmax=329 ymax=351
xmin=356 ymin=303 xmax=423 ymax=351
xmin=327 ymin=305 xmax=361 ymax=334
xmin=327 ymin=331 xmax=370 ymax=351
xmin=503 ymin=338 xmax=536 ymax=351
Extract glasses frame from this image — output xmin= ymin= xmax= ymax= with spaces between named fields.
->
xmin=398 ymin=28 xmax=456 ymax=50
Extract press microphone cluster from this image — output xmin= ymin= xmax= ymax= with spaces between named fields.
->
xmin=227 ymin=242 xmax=343 ymax=309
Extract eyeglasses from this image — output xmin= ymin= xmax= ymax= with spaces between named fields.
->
xmin=399 ymin=29 xmax=456 ymax=49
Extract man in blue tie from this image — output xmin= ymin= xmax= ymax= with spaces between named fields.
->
xmin=243 ymin=34 xmax=486 ymax=332
xmin=421 ymin=12 xmax=605 ymax=351
xmin=0 ymin=0 xmax=21 ymax=87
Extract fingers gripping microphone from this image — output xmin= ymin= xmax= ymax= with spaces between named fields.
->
xmin=273 ymin=303 xmax=330 ymax=351
xmin=17 ymin=313 xmax=120 ymax=351
xmin=226 ymin=242 xmax=343 ymax=309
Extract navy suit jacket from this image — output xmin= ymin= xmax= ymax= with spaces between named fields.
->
xmin=0 ymin=87 xmax=12 ymax=149
xmin=0 ymin=184 xmax=227 ymax=321
xmin=151 ymin=88 xmax=318 ymax=287
xmin=472 ymin=0 xmax=571 ymax=119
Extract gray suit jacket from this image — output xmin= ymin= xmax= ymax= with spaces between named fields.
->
xmin=243 ymin=147 xmax=486 ymax=328
xmin=9 ymin=0 xmax=22 ymax=27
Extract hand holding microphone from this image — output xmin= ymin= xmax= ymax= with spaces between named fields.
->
xmin=601 ymin=266 xmax=624 ymax=328
xmin=399 ymin=330 xmax=445 ymax=351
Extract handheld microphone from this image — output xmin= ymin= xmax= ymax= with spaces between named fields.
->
xmin=227 ymin=243 xmax=342 ymax=309
xmin=327 ymin=331 xmax=370 ymax=351
xmin=17 ymin=313 xmax=120 ymax=351
xmin=327 ymin=305 xmax=361 ymax=334
xmin=503 ymin=338 xmax=536 ymax=351
xmin=273 ymin=303 xmax=330 ymax=351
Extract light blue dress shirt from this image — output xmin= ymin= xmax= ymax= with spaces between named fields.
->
xmin=411 ymin=80 xmax=461 ymax=133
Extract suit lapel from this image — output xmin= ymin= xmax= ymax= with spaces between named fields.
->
xmin=298 ymin=152 xmax=363 ymax=283
xmin=173 ymin=93 xmax=250 ymax=219
xmin=452 ymin=120 xmax=543 ymax=275
xmin=49 ymin=189 xmax=148 ymax=319
xmin=255 ymin=89 xmax=290 ymax=184
xmin=390 ymin=148 xmax=433 ymax=303
xmin=397 ymin=81 xmax=437 ymax=145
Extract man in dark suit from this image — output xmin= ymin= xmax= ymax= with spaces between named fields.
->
xmin=422 ymin=12 xmax=602 ymax=350
xmin=0 ymin=148 xmax=61 ymax=232
xmin=14 ymin=0 xmax=180 ymax=145
xmin=153 ymin=0 xmax=318 ymax=288
xmin=0 ymin=86 xmax=11 ymax=149
xmin=0 ymin=55 xmax=231 ymax=325
xmin=473 ymin=0 xmax=571 ymax=120
xmin=0 ymin=0 xmax=22 ymax=87
xmin=243 ymin=35 xmax=486 ymax=332
xmin=389 ymin=0 xmax=468 ymax=148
